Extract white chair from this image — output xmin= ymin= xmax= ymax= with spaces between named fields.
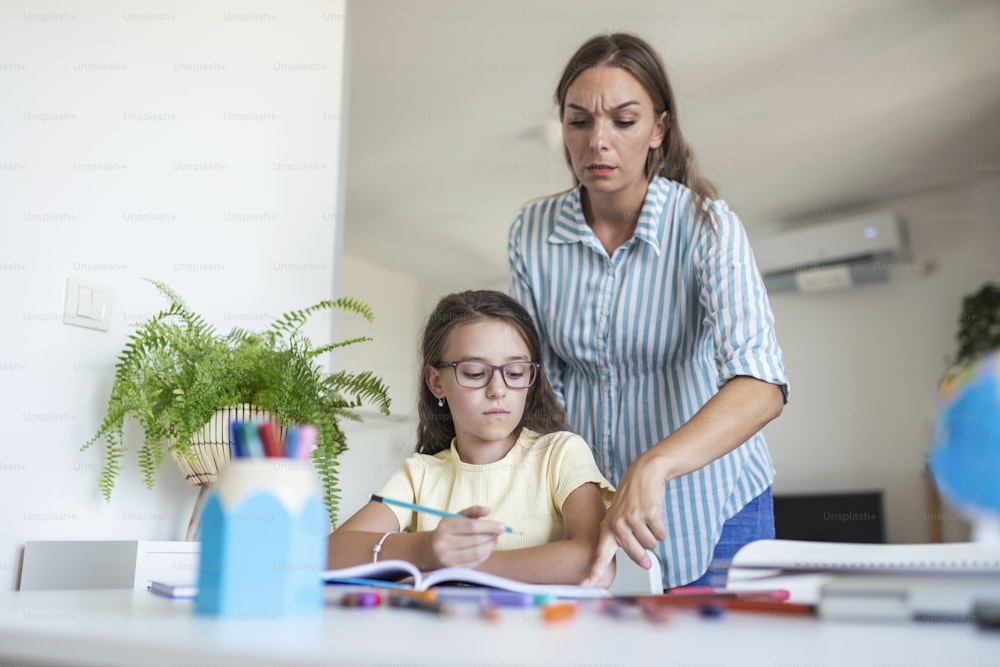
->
xmin=608 ymin=548 xmax=663 ymax=595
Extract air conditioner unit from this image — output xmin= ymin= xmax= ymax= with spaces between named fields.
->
xmin=753 ymin=211 xmax=906 ymax=293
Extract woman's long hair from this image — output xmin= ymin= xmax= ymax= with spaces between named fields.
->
xmin=555 ymin=32 xmax=719 ymax=227
xmin=416 ymin=290 xmax=568 ymax=455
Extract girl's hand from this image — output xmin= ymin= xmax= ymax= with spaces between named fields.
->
xmin=583 ymin=451 xmax=669 ymax=585
xmin=424 ymin=505 xmax=505 ymax=569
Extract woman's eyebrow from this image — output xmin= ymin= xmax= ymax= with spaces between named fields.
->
xmin=566 ymin=100 xmax=641 ymax=113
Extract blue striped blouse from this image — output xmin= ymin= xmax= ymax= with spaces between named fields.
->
xmin=508 ymin=176 xmax=790 ymax=587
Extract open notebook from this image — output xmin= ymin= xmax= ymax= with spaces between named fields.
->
xmin=323 ymin=549 xmax=663 ymax=598
xmin=323 ymin=559 xmax=609 ymax=598
xmin=147 ymin=550 xmax=662 ymax=600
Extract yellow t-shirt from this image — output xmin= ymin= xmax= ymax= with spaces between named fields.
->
xmin=376 ymin=429 xmax=615 ymax=550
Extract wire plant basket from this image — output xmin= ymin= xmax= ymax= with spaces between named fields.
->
xmin=169 ymin=404 xmax=283 ymax=540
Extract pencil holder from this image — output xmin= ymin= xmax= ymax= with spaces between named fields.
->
xmin=195 ymin=459 xmax=328 ymax=618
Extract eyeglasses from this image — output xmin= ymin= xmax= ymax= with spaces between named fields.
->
xmin=434 ymin=360 xmax=540 ymax=390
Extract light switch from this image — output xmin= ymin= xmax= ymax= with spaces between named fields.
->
xmin=76 ymin=287 xmax=93 ymax=317
xmin=64 ymin=278 xmax=113 ymax=331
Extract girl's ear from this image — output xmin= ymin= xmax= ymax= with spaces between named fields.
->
xmin=424 ymin=364 xmax=445 ymax=398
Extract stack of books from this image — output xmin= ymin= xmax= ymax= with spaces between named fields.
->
xmin=725 ymin=539 xmax=1000 ymax=623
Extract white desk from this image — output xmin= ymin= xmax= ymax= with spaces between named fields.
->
xmin=0 ymin=589 xmax=996 ymax=667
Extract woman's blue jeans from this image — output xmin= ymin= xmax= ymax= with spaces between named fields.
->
xmin=684 ymin=487 xmax=774 ymax=588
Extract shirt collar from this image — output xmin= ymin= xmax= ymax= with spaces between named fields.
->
xmin=547 ymin=178 xmax=670 ymax=256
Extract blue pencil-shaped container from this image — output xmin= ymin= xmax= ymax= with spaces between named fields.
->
xmin=195 ymin=458 xmax=327 ymax=617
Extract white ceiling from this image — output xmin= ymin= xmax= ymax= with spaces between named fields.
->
xmin=341 ymin=0 xmax=1000 ymax=288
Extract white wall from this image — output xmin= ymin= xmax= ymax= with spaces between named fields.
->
xmin=334 ymin=253 xmax=423 ymax=522
xmin=0 ymin=1 xmax=348 ymax=590
xmin=762 ymin=177 xmax=1000 ymax=544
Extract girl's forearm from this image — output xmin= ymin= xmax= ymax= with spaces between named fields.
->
xmin=327 ymin=530 xmax=434 ymax=571
xmin=476 ymin=538 xmax=614 ymax=587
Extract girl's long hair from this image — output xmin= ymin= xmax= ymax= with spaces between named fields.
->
xmin=416 ymin=290 xmax=568 ymax=455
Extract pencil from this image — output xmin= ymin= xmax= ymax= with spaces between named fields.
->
xmin=723 ymin=599 xmax=816 ymax=616
xmin=632 ymin=595 xmax=816 ymax=616
xmin=370 ymin=494 xmax=521 ymax=534
xmin=665 ymin=588 xmax=791 ymax=601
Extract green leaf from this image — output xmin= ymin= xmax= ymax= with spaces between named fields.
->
xmin=83 ymin=279 xmax=392 ymax=527
xmin=954 ymin=282 xmax=1000 ymax=367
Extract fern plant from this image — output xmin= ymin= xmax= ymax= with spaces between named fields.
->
xmin=82 ymin=279 xmax=391 ymax=526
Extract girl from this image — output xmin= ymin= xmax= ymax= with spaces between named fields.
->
xmin=327 ymin=290 xmax=615 ymax=587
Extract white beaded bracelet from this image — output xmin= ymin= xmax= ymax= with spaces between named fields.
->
xmin=372 ymin=530 xmax=398 ymax=563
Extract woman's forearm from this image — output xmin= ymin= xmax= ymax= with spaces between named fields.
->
xmin=647 ymin=375 xmax=784 ymax=482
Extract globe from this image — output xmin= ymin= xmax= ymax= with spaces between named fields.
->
xmin=928 ymin=349 xmax=1000 ymax=539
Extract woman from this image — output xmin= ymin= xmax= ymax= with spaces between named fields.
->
xmin=507 ymin=33 xmax=789 ymax=588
